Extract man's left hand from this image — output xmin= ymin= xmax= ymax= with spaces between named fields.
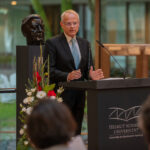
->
xmin=89 ymin=66 xmax=104 ymax=80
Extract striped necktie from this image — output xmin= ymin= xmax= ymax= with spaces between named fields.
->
xmin=71 ymin=39 xmax=80 ymax=69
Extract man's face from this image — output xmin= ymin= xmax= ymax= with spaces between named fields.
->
xmin=60 ymin=13 xmax=79 ymax=38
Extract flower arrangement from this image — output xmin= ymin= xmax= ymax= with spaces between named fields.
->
xmin=17 ymin=46 xmax=64 ymax=150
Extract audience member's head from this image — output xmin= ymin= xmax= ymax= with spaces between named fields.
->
xmin=26 ymin=98 xmax=77 ymax=149
xmin=138 ymin=96 xmax=150 ymax=145
xmin=21 ymin=14 xmax=44 ymax=45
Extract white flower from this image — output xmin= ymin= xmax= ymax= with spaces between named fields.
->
xmin=26 ymin=107 xmax=33 ymax=115
xmin=22 ymin=107 xmax=26 ymax=112
xmin=29 ymin=96 xmax=34 ymax=102
xmin=19 ymin=129 xmax=24 ymax=135
xmin=50 ymin=96 xmax=56 ymax=99
xmin=20 ymin=103 xmax=23 ymax=107
xmin=36 ymin=91 xmax=46 ymax=99
xmin=23 ymin=98 xmax=28 ymax=104
xmin=24 ymin=141 xmax=29 ymax=145
xmin=31 ymin=88 xmax=36 ymax=93
xmin=25 ymin=89 xmax=28 ymax=93
xmin=27 ymin=91 xmax=32 ymax=96
xmin=57 ymin=97 xmax=63 ymax=103
xmin=23 ymin=97 xmax=34 ymax=104
xmin=23 ymin=124 xmax=27 ymax=129
xmin=57 ymin=87 xmax=64 ymax=94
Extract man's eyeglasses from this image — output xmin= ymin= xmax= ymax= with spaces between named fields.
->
xmin=63 ymin=22 xmax=78 ymax=27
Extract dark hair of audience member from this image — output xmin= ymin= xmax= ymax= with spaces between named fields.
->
xmin=26 ymin=98 xmax=77 ymax=149
xmin=138 ymin=96 xmax=150 ymax=143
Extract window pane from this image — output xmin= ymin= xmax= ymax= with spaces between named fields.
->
xmin=0 ymin=6 xmax=30 ymax=88
xmin=101 ymin=3 xmax=126 ymax=43
xmin=129 ymin=3 xmax=145 ymax=43
xmin=0 ymin=94 xmax=16 ymax=150
xmin=100 ymin=1 xmax=146 ymax=77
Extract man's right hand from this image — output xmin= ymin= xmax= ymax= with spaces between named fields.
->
xmin=67 ymin=69 xmax=82 ymax=81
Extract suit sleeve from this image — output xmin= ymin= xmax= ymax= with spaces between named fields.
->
xmin=44 ymin=40 xmax=69 ymax=83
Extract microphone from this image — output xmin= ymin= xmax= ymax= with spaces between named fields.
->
xmin=96 ymin=40 xmax=126 ymax=79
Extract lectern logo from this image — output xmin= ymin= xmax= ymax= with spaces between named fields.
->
xmin=108 ymin=106 xmax=141 ymax=122
xmin=108 ymin=106 xmax=143 ymax=140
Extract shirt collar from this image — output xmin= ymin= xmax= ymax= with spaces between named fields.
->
xmin=64 ymin=32 xmax=76 ymax=43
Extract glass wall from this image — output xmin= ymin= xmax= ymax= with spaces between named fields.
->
xmin=0 ymin=93 xmax=16 ymax=149
xmin=0 ymin=4 xmax=29 ymax=149
xmin=129 ymin=3 xmax=145 ymax=43
xmin=0 ymin=1 xmax=94 ymax=149
xmin=101 ymin=0 xmax=150 ymax=77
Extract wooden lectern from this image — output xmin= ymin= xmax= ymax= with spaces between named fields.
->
xmin=62 ymin=78 xmax=150 ymax=150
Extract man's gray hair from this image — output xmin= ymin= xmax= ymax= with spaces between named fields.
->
xmin=61 ymin=9 xmax=79 ymax=22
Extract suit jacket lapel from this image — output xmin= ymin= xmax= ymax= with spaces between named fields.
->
xmin=59 ymin=33 xmax=75 ymax=68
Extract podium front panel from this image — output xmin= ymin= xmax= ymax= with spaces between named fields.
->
xmin=88 ymin=87 xmax=149 ymax=150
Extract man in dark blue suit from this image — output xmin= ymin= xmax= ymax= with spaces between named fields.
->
xmin=44 ymin=9 xmax=104 ymax=135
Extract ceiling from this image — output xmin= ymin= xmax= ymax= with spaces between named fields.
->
xmin=0 ymin=0 xmax=88 ymax=6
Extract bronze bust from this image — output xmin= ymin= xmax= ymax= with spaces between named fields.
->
xmin=21 ymin=14 xmax=45 ymax=45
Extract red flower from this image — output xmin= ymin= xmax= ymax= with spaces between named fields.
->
xmin=47 ymin=90 xmax=56 ymax=97
xmin=36 ymin=72 xmax=41 ymax=84
xmin=38 ymin=85 xmax=42 ymax=91
xmin=34 ymin=72 xmax=42 ymax=91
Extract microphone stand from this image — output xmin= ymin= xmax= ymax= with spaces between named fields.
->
xmin=96 ymin=40 xmax=126 ymax=80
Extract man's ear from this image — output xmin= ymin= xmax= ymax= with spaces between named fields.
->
xmin=60 ymin=21 xmax=63 ymax=27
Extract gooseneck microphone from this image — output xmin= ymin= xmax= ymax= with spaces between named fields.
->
xmin=96 ymin=40 xmax=126 ymax=79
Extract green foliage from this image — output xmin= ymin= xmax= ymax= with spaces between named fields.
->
xmin=88 ymin=0 xmax=95 ymax=12
xmin=0 ymin=102 xmax=16 ymax=128
xmin=110 ymin=67 xmax=124 ymax=77
xmin=30 ymin=0 xmax=52 ymax=40
xmin=60 ymin=0 xmax=72 ymax=32
xmin=0 ymin=55 xmax=16 ymax=65
xmin=61 ymin=0 xmax=72 ymax=13
xmin=110 ymin=67 xmax=134 ymax=78
xmin=17 ymin=138 xmax=33 ymax=150
xmin=43 ymin=84 xmax=55 ymax=93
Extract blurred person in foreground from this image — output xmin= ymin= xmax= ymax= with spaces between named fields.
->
xmin=26 ymin=98 xmax=87 ymax=150
xmin=44 ymin=9 xmax=104 ymax=135
xmin=138 ymin=96 xmax=150 ymax=150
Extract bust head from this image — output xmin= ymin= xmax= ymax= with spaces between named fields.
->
xmin=21 ymin=14 xmax=44 ymax=45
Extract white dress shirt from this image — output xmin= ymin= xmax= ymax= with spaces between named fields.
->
xmin=42 ymin=136 xmax=87 ymax=150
